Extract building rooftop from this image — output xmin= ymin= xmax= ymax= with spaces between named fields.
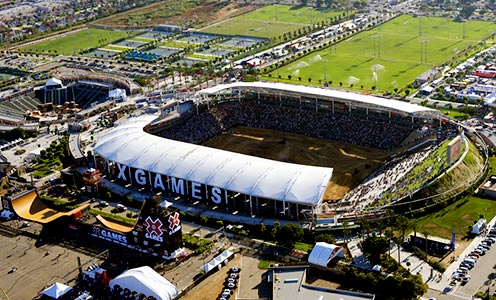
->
xmin=272 ymin=266 xmax=375 ymax=300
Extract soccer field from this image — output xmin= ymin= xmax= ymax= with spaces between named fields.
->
xmin=201 ymin=4 xmax=346 ymax=39
xmin=20 ymin=29 xmax=141 ymax=55
xmin=263 ymin=15 xmax=496 ymax=92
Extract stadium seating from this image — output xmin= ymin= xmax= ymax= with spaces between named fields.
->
xmin=158 ymin=100 xmax=413 ymax=151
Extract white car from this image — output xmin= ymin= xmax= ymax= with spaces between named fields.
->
xmin=117 ymin=204 xmax=127 ymax=211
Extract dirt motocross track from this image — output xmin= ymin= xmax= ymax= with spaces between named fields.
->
xmin=203 ymin=126 xmax=392 ymax=201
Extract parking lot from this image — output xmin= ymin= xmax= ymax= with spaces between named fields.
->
xmin=427 ymin=219 xmax=496 ymax=300
xmin=0 ymin=227 xmax=102 ymax=300
xmin=448 ymin=226 xmax=496 ymax=299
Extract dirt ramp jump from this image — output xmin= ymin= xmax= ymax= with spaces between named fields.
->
xmin=11 ymin=190 xmax=89 ymax=224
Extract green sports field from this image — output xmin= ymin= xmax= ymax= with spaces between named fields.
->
xmin=413 ymin=196 xmax=496 ymax=241
xmin=264 ymin=15 xmax=496 ymax=92
xmin=20 ymin=29 xmax=141 ymax=55
xmin=201 ymin=4 xmax=346 ymax=39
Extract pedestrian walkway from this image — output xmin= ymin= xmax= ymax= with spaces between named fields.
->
xmin=390 ymin=242 xmax=442 ymax=284
xmin=347 ymin=238 xmax=372 ymax=270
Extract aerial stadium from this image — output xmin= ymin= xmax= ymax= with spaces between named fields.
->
xmin=93 ymin=82 xmax=457 ymax=223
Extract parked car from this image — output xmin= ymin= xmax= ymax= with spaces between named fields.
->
xmin=456 ymin=268 xmax=468 ymax=275
xmin=116 ymin=204 xmax=127 ymax=212
xmin=461 ymin=262 xmax=474 ymax=269
xmin=481 ymin=242 xmax=491 ymax=248
xmin=485 ymin=237 xmax=496 ymax=243
xmin=461 ymin=275 xmax=471 ymax=285
xmin=478 ymin=243 xmax=490 ymax=248
xmin=98 ymin=200 xmax=109 ymax=207
xmin=223 ymin=289 xmax=234 ymax=295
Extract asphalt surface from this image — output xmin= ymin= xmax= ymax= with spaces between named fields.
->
xmin=0 ymin=223 xmax=103 ymax=300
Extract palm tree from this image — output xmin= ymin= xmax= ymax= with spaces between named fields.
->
xmin=343 ymin=220 xmax=350 ymax=243
xmin=358 ymin=217 xmax=370 ymax=241
xmin=385 ymin=227 xmax=394 ymax=256
xmin=422 ymin=229 xmax=430 ymax=255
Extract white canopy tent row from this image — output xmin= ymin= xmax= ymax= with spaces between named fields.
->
xmin=94 ymin=115 xmax=333 ymax=219
xmin=202 ymin=250 xmax=234 ymax=273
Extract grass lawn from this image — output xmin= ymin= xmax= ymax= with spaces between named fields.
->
xmin=20 ymin=29 xmax=141 ymax=55
xmin=413 ymin=196 xmax=496 ymax=241
xmin=263 ymin=15 xmax=496 ymax=92
xmin=202 ymin=18 xmax=304 ymax=39
xmin=201 ymin=5 xmax=346 ymax=39
xmin=32 ymin=157 xmax=63 ymax=179
xmin=258 ymin=260 xmax=282 ymax=269
xmin=161 ymin=40 xmax=191 ymax=48
xmin=294 ymin=241 xmax=312 ymax=252
xmin=101 ymin=45 xmax=127 ymax=52
xmin=243 ymin=4 xmax=346 ymax=24
xmin=188 ymin=53 xmax=216 ymax=61
xmin=440 ymin=109 xmax=471 ymax=120
xmin=488 ymin=156 xmax=496 ymax=174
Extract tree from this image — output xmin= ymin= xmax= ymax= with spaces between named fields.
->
xmin=358 ymin=217 xmax=370 ymax=240
xmin=343 ymin=220 xmax=350 ymax=243
xmin=315 ymin=233 xmax=336 ymax=244
xmin=271 ymin=221 xmax=281 ymax=240
xmin=421 ymin=229 xmax=430 ymax=255
xmin=276 ymin=223 xmax=303 ymax=248
xmin=362 ymin=235 xmax=389 ymax=265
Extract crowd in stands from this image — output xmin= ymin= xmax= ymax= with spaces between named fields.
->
xmin=156 ymin=98 xmax=463 ymax=215
xmin=337 ymin=121 xmax=459 ymax=212
xmin=338 ymin=148 xmax=435 ymax=213
xmin=158 ymin=100 xmax=413 ymax=151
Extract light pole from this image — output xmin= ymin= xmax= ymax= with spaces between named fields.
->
xmin=372 ymin=35 xmax=381 ymax=58
xmin=420 ymin=40 xmax=429 ymax=63
xmin=323 ymin=59 xmax=328 ymax=82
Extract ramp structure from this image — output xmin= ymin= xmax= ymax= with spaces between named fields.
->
xmin=95 ymin=214 xmax=135 ymax=233
xmin=11 ymin=190 xmax=89 ymax=224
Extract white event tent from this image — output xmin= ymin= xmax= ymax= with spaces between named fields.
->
xmin=308 ymin=242 xmax=344 ymax=267
xmin=202 ymin=250 xmax=234 ymax=273
xmin=109 ymin=266 xmax=178 ymax=300
xmin=42 ymin=282 xmax=73 ymax=299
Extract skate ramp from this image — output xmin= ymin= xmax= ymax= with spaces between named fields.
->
xmin=11 ymin=190 xmax=89 ymax=224
xmin=95 ymin=215 xmax=135 ymax=233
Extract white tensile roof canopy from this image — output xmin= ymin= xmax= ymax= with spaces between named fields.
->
xmin=95 ymin=115 xmax=333 ymax=206
xmin=308 ymin=242 xmax=343 ymax=267
xmin=198 ymin=81 xmax=437 ymax=115
xmin=109 ymin=266 xmax=178 ymax=300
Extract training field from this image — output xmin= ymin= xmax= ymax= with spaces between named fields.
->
xmin=203 ymin=126 xmax=391 ymax=201
xmin=20 ymin=29 xmax=140 ymax=55
xmin=264 ymin=15 xmax=496 ymax=92
xmin=201 ymin=4 xmax=345 ymax=39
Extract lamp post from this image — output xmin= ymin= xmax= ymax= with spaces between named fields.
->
xmin=420 ymin=40 xmax=429 ymax=63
